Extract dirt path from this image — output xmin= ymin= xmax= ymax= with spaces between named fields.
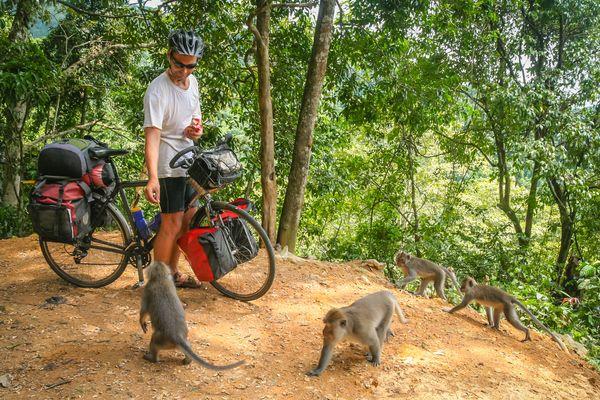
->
xmin=0 ymin=235 xmax=598 ymax=399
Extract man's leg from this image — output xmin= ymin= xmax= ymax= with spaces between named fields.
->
xmin=156 ymin=177 xmax=200 ymax=287
xmin=167 ymin=206 xmax=197 ymax=273
xmin=153 ymin=211 xmax=183 ymax=265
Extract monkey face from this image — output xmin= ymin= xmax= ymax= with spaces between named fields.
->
xmin=323 ymin=319 xmax=347 ymax=342
xmin=322 ymin=308 xmax=348 ymax=342
xmin=396 ymin=251 xmax=411 ymax=266
xmin=460 ymin=277 xmax=476 ymax=292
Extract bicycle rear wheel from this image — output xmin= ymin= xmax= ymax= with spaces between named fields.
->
xmin=40 ymin=202 xmax=132 ymax=288
xmin=190 ymin=201 xmax=276 ymax=301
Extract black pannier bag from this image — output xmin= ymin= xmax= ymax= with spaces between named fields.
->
xmin=27 ymin=180 xmax=92 ymax=243
xmin=220 ymin=199 xmax=259 ymax=263
xmin=225 ymin=218 xmax=259 ymax=263
xmin=188 ymin=143 xmax=243 ymax=190
xmin=38 ymin=138 xmax=98 ymax=179
xmin=197 ymin=228 xmax=238 ymax=280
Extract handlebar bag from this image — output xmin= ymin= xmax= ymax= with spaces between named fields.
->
xmin=188 ymin=144 xmax=243 ymax=190
xmin=177 ymin=226 xmax=237 ymax=282
xmin=27 ymin=180 xmax=92 ymax=243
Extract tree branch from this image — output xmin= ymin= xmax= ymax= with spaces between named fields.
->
xmin=434 ymin=125 xmax=497 ymax=167
xmin=272 ymin=2 xmax=318 ymax=8
xmin=246 ymin=2 xmax=270 ymax=49
xmin=57 ymin=1 xmax=141 ymax=19
xmin=64 ymin=42 xmax=156 ymax=75
xmin=25 ymin=120 xmax=100 ymax=151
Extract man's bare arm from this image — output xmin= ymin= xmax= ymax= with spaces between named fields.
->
xmin=144 ymin=127 xmax=161 ymax=204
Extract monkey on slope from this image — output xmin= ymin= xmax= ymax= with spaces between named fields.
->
xmin=139 ymin=261 xmax=245 ymax=369
xmin=394 ymin=251 xmax=461 ymax=301
xmin=444 ymin=277 xmax=568 ymax=352
xmin=307 ymin=291 xmax=408 ymax=377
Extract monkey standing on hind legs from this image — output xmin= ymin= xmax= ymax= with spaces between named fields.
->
xmin=307 ymin=291 xmax=408 ymax=377
xmin=139 ymin=261 xmax=245 ymax=369
xmin=444 ymin=277 xmax=568 ymax=352
xmin=394 ymin=250 xmax=462 ymax=301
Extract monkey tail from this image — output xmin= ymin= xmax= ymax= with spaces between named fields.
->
xmin=394 ymin=301 xmax=409 ymax=324
xmin=178 ymin=340 xmax=245 ymax=370
xmin=512 ymin=299 xmax=568 ymax=353
xmin=442 ymin=267 xmax=463 ymax=298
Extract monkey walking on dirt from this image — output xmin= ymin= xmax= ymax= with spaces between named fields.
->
xmin=307 ymin=291 xmax=408 ymax=377
xmin=444 ymin=277 xmax=568 ymax=352
xmin=139 ymin=261 xmax=245 ymax=369
xmin=394 ymin=251 xmax=462 ymax=301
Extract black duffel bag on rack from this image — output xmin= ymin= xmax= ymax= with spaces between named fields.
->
xmin=38 ymin=138 xmax=99 ymax=179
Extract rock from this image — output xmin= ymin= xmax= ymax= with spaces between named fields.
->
xmin=403 ymin=357 xmax=415 ymax=365
xmin=42 ymin=296 xmax=66 ymax=307
xmin=558 ymin=334 xmax=588 ymax=357
xmin=361 ymin=259 xmax=385 ymax=271
xmin=0 ymin=374 xmax=11 ymax=388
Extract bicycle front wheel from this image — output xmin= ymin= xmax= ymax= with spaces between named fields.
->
xmin=191 ymin=201 xmax=276 ymax=301
xmin=40 ymin=202 xmax=132 ymax=288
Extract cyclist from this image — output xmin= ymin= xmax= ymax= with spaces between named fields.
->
xmin=143 ymin=29 xmax=204 ymax=288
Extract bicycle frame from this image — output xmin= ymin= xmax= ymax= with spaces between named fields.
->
xmin=86 ymin=157 xmax=217 ymax=287
xmin=83 ymin=151 xmax=232 ymax=288
xmin=79 ymin=156 xmax=153 ymax=286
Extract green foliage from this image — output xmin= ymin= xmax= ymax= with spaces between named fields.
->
xmin=0 ymin=204 xmax=31 ymax=237
xmin=0 ymin=0 xmax=598 ymax=366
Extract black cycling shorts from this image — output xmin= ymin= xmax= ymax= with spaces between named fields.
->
xmin=158 ymin=177 xmax=199 ymax=214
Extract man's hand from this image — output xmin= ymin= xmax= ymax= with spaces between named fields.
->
xmin=144 ymin=178 xmax=160 ymax=204
xmin=184 ymin=124 xmax=203 ymax=140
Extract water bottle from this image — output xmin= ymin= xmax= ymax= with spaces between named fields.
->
xmin=148 ymin=213 xmax=161 ymax=234
xmin=132 ymin=208 xmax=151 ymax=240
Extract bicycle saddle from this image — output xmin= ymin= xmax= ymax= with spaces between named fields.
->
xmin=89 ymin=147 xmax=129 ymax=159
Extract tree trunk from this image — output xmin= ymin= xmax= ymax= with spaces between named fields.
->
xmin=547 ymin=177 xmax=575 ymax=287
xmin=1 ymin=0 xmax=35 ymax=206
xmin=524 ymin=160 xmax=540 ymax=241
xmin=405 ymin=134 xmax=421 ymax=256
xmin=277 ymin=0 xmax=335 ymax=252
xmin=253 ymin=0 xmax=278 ymax=243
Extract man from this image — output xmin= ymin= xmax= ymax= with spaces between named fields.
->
xmin=143 ymin=29 xmax=204 ymax=287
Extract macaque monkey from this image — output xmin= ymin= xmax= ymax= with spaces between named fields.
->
xmin=445 ymin=277 xmax=568 ymax=352
xmin=307 ymin=291 xmax=408 ymax=376
xmin=139 ymin=262 xmax=245 ymax=369
xmin=394 ymin=251 xmax=461 ymax=301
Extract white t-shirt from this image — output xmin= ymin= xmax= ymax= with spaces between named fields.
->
xmin=143 ymin=71 xmax=201 ymax=178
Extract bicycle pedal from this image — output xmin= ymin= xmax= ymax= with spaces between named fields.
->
xmin=131 ymin=281 xmax=145 ymax=289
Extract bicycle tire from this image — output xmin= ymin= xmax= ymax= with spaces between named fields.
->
xmin=191 ymin=201 xmax=276 ymax=301
xmin=40 ymin=202 xmax=132 ymax=288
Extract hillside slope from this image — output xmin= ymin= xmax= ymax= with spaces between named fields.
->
xmin=0 ymin=235 xmax=598 ymax=399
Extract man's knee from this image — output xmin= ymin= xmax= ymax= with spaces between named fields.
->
xmin=159 ymin=213 xmax=184 ymax=237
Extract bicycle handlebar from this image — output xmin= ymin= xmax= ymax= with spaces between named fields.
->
xmin=168 ymin=134 xmax=234 ymax=170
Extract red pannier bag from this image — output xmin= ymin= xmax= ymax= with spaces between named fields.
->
xmin=27 ymin=180 xmax=92 ymax=243
xmin=177 ymin=226 xmax=237 ymax=282
xmin=177 ymin=198 xmax=258 ymax=282
xmin=82 ymin=161 xmax=115 ymax=188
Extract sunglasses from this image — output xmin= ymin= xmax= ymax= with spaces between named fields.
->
xmin=170 ymin=53 xmax=198 ymax=70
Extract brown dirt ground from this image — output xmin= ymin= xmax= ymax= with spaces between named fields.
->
xmin=0 ymin=235 xmax=599 ymax=400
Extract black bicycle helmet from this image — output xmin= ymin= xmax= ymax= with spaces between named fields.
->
xmin=168 ymin=29 xmax=204 ymax=58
